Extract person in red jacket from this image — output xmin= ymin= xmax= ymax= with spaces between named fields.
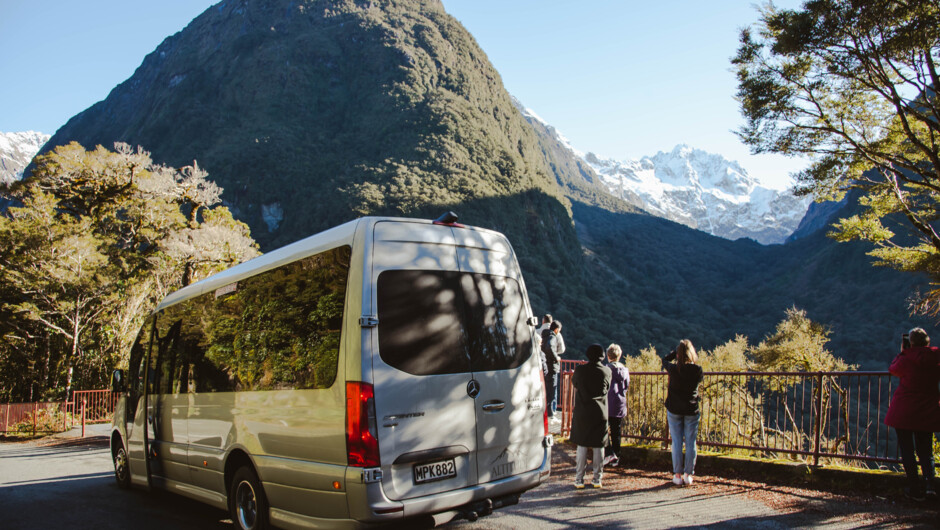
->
xmin=885 ymin=327 xmax=940 ymax=501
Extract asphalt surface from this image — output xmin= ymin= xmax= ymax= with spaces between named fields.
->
xmin=0 ymin=424 xmax=931 ymax=529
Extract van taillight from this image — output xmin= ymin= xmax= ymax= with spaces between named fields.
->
xmin=346 ymin=381 xmax=380 ymax=467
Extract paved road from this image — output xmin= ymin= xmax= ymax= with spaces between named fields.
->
xmin=0 ymin=427 xmax=921 ymax=529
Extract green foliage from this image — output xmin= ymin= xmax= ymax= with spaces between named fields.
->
xmin=700 ymin=335 xmax=750 ymax=372
xmin=749 ymin=307 xmax=855 ymax=372
xmin=0 ymin=143 xmax=259 ymax=401
xmin=624 ymin=345 xmax=664 ymax=373
xmin=734 ymin=0 xmax=940 ymax=313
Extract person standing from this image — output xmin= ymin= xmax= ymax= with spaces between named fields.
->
xmin=544 ymin=320 xmax=565 ymax=418
xmin=604 ymin=344 xmax=630 ymax=466
xmin=663 ymin=339 xmax=703 ymax=487
xmin=571 ymin=344 xmax=611 ymax=489
xmin=885 ymin=327 xmax=940 ymax=501
xmin=536 ymin=314 xmax=552 ymax=376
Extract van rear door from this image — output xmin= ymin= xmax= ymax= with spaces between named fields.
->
xmin=370 ymin=222 xmax=479 ymax=501
xmin=452 ymin=229 xmax=545 ymax=484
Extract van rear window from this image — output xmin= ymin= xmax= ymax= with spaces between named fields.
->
xmin=377 ymin=270 xmax=531 ymax=375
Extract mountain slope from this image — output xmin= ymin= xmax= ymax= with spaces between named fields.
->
xmin=34 ymin=0 xmax=935 ymax=367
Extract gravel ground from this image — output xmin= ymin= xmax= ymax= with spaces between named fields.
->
xmin=547 ymin=442 xmax=940 ymax=529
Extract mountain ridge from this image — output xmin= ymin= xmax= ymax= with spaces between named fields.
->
xmin=29 ymin=0 xmax=936 ymax=366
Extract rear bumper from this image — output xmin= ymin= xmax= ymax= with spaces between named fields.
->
xmin=271 ymin=437 xmax=552 ymax=529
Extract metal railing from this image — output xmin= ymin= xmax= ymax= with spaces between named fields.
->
xmin=0 ymin=401 xmax=70 ymax=434
xmin=559 ymin=362 xmax=901 ymax=469
xmin=1 ymin=389 xmax=117 ymax=436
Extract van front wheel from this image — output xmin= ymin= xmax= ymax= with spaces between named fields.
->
xmin=229 ymin=466 xmax=269 ymax=530
xmin=113 ymin=445 xmax=130 ymax=489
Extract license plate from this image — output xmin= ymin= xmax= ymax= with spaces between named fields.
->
xmin=413 ymin=458 xmax=457 ymax=484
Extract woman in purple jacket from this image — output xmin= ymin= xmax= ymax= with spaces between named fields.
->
xmin=604 ymin=344 xmax=630 ymax=466
xmin=885 ymin=327 xmax=940 ymax=501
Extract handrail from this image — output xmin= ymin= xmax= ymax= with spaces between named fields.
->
xmin=559 ymin=362 xmax=900 ymax=469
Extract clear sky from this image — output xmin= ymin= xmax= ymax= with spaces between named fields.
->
xmin=0 ymin=0 xmax=806 ymax=189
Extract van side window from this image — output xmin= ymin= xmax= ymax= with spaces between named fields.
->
xmin=126 ymin=316 xmax=155 ymax=420
xmin=150 ymin=245 xmax=351 ymax=392
xmin=377 ymin=270 xmax=531 ymax=375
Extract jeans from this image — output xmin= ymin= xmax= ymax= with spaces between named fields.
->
xmin=575 ymin=445 xmax=603 ymax=484
xmin=895 ymin=428 xmax=935 ymax=491
xmin=545 ymin=370 xmax=558 ymax=416
xmin=667 ymin=411 xmax=700 ymax=475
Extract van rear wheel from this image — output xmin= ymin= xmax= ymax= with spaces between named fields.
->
xmin=229 ymin=466 xmax=269 ymax=530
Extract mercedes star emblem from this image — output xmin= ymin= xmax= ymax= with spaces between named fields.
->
xmin=467 ymin=379 xmax=481 ymax=399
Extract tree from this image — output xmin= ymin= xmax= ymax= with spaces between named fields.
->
xmin=0 ymin=142 xmax=259 ymax=401
xmin=749 ymin=307 xmax=854 ymax=372
xmin=733 ymin=0 xmax=940 ymax=313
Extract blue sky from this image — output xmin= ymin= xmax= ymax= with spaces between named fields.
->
xmin=0 ymin=0 xmax=805 ymax=189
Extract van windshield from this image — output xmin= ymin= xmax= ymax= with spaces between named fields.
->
xmin=377 ymin=270 xmax=531 ymax=376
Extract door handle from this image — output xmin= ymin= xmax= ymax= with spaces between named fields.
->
xmin=482 ymin=401 xmax=506 ymax=412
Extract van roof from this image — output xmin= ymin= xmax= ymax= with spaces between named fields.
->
xmin=156 ymin=216 xmax=499 ymax=312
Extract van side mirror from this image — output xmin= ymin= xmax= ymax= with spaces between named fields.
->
xmin=526 ymin=316 xmax=539 ymax=326
xmin=112 ymin=369 xmax=126 ymax=393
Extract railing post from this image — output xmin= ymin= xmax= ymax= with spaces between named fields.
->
xmin=81 ymin=398 xmax=86 ymax=438
xmin=813 ymin=371 xmax=824 ymax=467
xmin=32 ymin=402 xmax=38 ymax=436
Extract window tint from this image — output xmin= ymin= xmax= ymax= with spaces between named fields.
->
xmin=460 ymin=273 xmax=530 ymax=372
xmin=146 ymin=245 xmax=351 ymax=393
xmin=376 ymin=270 xmax=470 ymax=375
xmin=377 ymin=270 xmax=531 ymax=375
xmin=126 ymin=316 xmax=154 ymax=420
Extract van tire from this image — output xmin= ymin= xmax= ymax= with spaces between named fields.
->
xmin=113 ymin=444 xmax=131 ymax=489
xmin=229 ymin=465 xmax=269 ymax=530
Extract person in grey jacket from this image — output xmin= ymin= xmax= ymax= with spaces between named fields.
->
xmin=544 ymin=320 xmax=565 ymax=417
xmin=571 ymin=344 xmax=611 ymax=488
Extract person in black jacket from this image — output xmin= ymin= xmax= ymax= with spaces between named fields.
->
xmin=663 ymin=339 xmax=704 ymax=486
xmin=570 ymin=344 xmax=611 ymax=489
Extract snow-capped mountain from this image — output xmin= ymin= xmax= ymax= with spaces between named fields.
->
xmin=585 ymin=146 xmax=810 ymax=245
xmin=1 ymin=131 xmax=49 ymax=186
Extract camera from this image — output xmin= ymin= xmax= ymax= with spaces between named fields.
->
xmin=901 ymin=333 xmax=911 ymax=352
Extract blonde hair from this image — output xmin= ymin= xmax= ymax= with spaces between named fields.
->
xmin=676 ymin=339 xmax=698 ymax=365
xmin=910 ymin=328 xmax=931 ymax=347
xmin=607 ymin=344 xmax=622 ymax=362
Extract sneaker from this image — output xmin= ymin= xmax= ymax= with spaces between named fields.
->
xmin=603 ymin=455 xmax=615 ymax=466
xmin=682 ymin=474 xmax=693 ymax=486
xmin=574 ymin=481 xmax=585 ymax=489
xmin=905 ymin=487 xmax=926 ymax=502
xmin=592 ymin=481 xmax=603 ymax=488
xmin=609 ymin=457 xmax=620 ymax=467
xmin=672 ymin=474 xmax=683 ymax=486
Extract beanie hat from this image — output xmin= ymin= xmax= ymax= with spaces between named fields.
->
xmin=586 ymin=343 xmax=604 ymax=363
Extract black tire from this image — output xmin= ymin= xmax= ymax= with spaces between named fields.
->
xmin=229 ymin=466 xmax=269 ymax=530
xmin=113 ymin=444 xmax=131 ymax=489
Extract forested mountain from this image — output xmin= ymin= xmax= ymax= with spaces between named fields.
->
xmin=34 ymin=0 xmax=935 ymax=368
